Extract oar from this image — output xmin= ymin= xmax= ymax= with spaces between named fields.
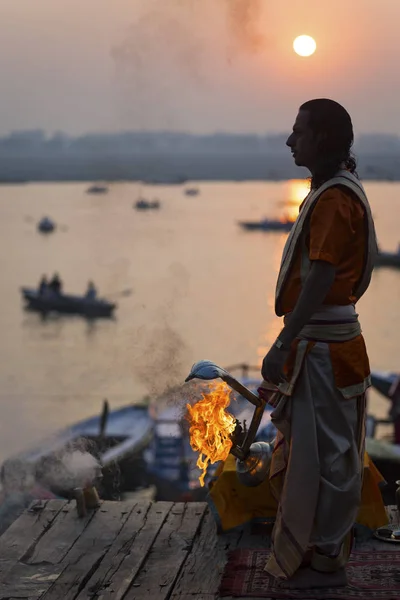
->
xmin=99 ymin=399 xmax=109 ymax=438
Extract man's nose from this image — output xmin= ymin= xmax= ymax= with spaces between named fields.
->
xmin=286 ymin=134 xmax=294 ymax=147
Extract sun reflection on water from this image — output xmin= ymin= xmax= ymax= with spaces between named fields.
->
xmin=282 ymin=179 xmax=310 ymax=222
xmin=256 ymin=180 xmax=310 ymax=367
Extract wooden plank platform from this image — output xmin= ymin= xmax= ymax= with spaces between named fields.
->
xmin=0 ymin=500 xmax=399 ymax=600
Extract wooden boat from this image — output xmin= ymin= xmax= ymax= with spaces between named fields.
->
xmin=86 ymin=185 xmax=108 ymax=194
xmin=367 ymin=371 xmax=400 ymax=504
xmin=371 ymin=371 xmax=399 ymax=400
xmin=238 ymin=218 xmax=293 ymax=232
xmin=367 ymin=370 xmax=399 ymax=439
xmin=143 ymin=404 xmax=206 ymax=502
xmin=365 ymin=438 xmax=400 ymax=504
xmin=37 ymin=217 xmax=56 ymax=233
xmin=375 ymin=249 xmax=400 ymax=269
xmin=134 ymin=199 xmax=160 ymax=210
xmin=21 ymin=288 xmax=116 ymax=318
xmin=4 ymin=400 xmax=153 ymax=500
xmin=184 ymin=187 xmax=199 ymax=196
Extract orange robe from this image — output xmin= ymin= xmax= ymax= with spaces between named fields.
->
xmin=280 ymin=185 xmax=370 ymax=393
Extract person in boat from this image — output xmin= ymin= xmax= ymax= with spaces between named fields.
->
xmin=38 ymin=275 xmax=48 ymax=295
xmin=257 ymin=100 xmax=378 ymax=581
xmin=49 ymin=272 xmax=62 ymax=295
xmin=85 ymin=281 xmax=97 ymax=300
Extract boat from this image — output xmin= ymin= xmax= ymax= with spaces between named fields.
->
xmin=3 ymin=400 xmax=154 ymax=500
xmin=365 ymin=438 xmax=400 ymax=505
xmin=143 ymin=404 xmax=207 ymax=502
xmin=366 ymin=371 xmax=400 ymax=504
xmin=134 ymin=199 xmax=160 ymax=210
xmin=184 ymin=188 xmax=199 ymax=196
xmin=367 ymin=370 xmax=400 ymax=439
xmin=21 ymin=288 xmax=116 ymax=318
xmin=37 ymin=217 xmax=56 ymax=233
xmin=143 ymin=365 xmax=275 ymax=502
xmin=142 ymin=176 xmax=187 ymax=185
xmin=375 ymin=246 xmax=400 ymax=269
xmin=371 ymin=371 xmax=399 ymax=400
xmin=238 ymin=218 xmax=294 ymax=232
xmin=86 ymin=185 xmax=108 ymax=194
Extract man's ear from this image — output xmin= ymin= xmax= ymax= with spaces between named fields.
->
xmin=314 ymin=131 xmax=327 ymax=151
xmin=315 ymin=131 xmax=327 ymax=144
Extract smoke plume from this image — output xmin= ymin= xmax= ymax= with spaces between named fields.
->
xmin=225 ymin=0 xmax=266 ymax=54
xmin=111 ymin=0 xmax=267 ymax=129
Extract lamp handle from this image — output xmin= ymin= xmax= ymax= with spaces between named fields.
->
xmin=221 ymin=374 xmax=262 ymax=407
xmin=230 ymin=400 xmax=267 ymax=461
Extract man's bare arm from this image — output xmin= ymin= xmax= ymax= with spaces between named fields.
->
xmin=278 ymin=260 xmax=336 ymax=348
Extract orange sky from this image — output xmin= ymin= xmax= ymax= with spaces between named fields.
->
xmin=0 ymin=0 xmax=398 ymax=135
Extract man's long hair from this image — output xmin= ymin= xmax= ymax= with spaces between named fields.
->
xmin=300 ymin=99 xmax=357 ymax=189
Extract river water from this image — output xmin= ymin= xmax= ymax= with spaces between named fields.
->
xmin=0 ymin=180 xmax=398 ymax=460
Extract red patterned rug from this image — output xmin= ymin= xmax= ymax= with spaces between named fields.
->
xmin=219 ymin=549 xmax=400 ymax=599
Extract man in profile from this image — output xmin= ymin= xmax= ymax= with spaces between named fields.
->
xmin=261 ymin=99 xmax=377 ymax=582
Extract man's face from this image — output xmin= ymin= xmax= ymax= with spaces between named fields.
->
xmin=286 ymin=110 xmax=319 ymax=169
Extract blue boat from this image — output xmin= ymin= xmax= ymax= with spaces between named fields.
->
xmin=21 ymin=287 xmax=116 ymax=318
xmin=37 ymin=217 xmax=56 ymax=233
xmin=86 ymin=185 xmax=108 ymax=194
xmin=238 ymin=218 xmax=293 ymax=232
xmin=371 ymin=371 xmax=399 ymax=400
xmin=184 ymin=188 xmax=199 ymax=196
xmin=3 ymin=400 xmax=153 ymax=500
xmin=375 ymin=248 xmax=400 ymax=269
xmin=134 ymin=198 xmax=160 ymax=210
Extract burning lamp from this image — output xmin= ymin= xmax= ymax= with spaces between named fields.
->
xmin=185 ymin=360 xmax=274 ymax=487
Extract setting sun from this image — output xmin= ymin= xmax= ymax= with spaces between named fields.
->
xmin=293 ymin=35 xmax=316 ymax=57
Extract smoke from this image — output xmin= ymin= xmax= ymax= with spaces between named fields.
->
xmin=112 ymin=0 xmax=266 ymax=73
xmin=0 ymin=447 xmax=101 ymax=501
xmin=132 ymin=322 xmax=187 ymax=398
xmin=131 ymin=262 xmax=190 ymax=400
xmin=111 ymin=0 xmax=267 ymax=129
xmin=225 ymin=0 xmax=266 ymax=55
xmin=35 ymin=447 xmax=101 ymax=492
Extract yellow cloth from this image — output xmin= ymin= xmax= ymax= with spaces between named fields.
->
xmin=208 ymin=451 xmax=387 ymax=533
xmin=357 ymin=451 xmax=389 ymax=530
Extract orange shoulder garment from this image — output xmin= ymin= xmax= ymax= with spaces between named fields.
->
xmin=280 ymin=185 xmax=370 ymax=393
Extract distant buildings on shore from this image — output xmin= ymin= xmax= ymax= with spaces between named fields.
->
xmin=0 ymin=130 xmax=399 ymax=182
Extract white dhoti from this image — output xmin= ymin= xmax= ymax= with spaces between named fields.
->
xmin=264 ymin=337 xmax=366 ymax=579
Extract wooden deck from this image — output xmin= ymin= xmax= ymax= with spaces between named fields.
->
xmin=0 ymin=499 xmax=399 ymax=600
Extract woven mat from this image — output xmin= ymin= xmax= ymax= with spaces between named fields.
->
xmin=219 ymin=549 xmax=400 ymax=599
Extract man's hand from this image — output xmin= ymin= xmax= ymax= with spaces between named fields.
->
xmin=261 ymin=345 xmax=290 ymax=385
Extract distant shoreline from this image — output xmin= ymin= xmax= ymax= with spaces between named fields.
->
xmin=0 ymin=176 xmax=399 ymax=184
xmin=0 ymin=151 xmax=399 ymax=183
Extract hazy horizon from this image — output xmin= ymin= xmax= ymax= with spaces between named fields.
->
xmin=1 ymin=0 xmax=399 ymax=136
xmin=2 ymin=129 xmax=400 ymax=142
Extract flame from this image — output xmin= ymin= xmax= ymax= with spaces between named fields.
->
xmin=186 ymin=382 xmax=236 ymax=486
